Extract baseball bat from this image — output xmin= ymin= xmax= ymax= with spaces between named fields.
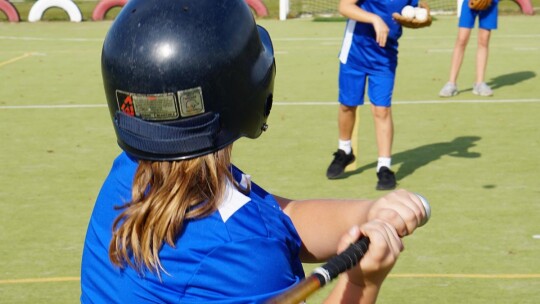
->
xmin=266 ymin=193 xmax=431 ymax=304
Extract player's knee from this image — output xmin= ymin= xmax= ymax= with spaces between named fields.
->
xmin=372 ymin=106 xmax=391 ymax=119
xmin=477 ymin=36 xmax=490 ymax=48
xmin=339 ymin=104 xmax=357 ymax=113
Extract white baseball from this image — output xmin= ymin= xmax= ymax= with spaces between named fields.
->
xmin=414 ymin=7 xmax=428 ymax=22
xmin=401 ymin=5 xmax=415 ymax=19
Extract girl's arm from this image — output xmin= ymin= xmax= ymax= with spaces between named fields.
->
xmin=276 ymin=189 xmax=426 ymax=261
xmin=339 ymin=0 xmax=390 ymax=47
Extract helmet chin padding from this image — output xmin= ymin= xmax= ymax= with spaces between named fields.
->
xmin=101 ymin=0 xmax=275 ymax=160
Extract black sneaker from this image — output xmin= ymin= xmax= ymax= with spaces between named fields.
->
xmin=376 ymin=166 xmax=396 ymax=190
xmin=326 ymin=149 xmax=355 ymax=179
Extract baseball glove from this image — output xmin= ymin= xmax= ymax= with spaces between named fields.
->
xmin=392 ymin=2 xmax=432 ymax=29
xmin=468 ymin=0 xmax=492 ymax=11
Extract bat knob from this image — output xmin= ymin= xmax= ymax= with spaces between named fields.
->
xmin=415 ymin=193 xmax=431 ymax=227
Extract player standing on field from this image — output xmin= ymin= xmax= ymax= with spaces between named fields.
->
xmin=439 ymin=0 xmax=498 ymax=97
xmin=80 ymin=0 xmax=429 ymax=302
xmin=326 ymin=0 xmax=431 ymax=190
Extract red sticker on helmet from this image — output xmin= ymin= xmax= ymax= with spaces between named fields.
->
xmin=116 ymin=90 xmax=180 ymax=121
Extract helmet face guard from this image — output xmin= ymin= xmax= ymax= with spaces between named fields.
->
xmin=102 ymin=0 xmax=275 ymax=160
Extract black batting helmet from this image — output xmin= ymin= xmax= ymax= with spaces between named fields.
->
xmin=101 ymin=0 xmax=275 ymax=160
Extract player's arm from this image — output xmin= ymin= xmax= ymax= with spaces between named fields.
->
xmin=275 ymin=189 xmax=426 ymax=262
xmin=338 ymin=0 xmax=389 ymax=47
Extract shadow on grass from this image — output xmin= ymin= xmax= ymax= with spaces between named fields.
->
xmin=339 ymin=136 xmax=482 ymax=181
xmin=488 ymin=71 xmax=536 ymax=89
xmin=459 ymin=71 xmax=536 ymax=94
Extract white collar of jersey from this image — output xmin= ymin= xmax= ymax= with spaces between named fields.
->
xmin=218 ymin=174 xmax=251 ymax=222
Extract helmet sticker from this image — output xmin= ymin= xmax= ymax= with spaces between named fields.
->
xmin=177 ymin=87 xmax=205 ymax=117
xmin=116 ymin=90 xmax=180 ymax=121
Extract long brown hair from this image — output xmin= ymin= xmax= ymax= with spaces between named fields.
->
xmin=109 ymin=145 xmax=233 ymax=275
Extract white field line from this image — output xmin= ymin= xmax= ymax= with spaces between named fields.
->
xmin=1 ymin=99 xmax=540 ymax=110
xmin=427 ymin=49 xmax=453 ymax=53
xmin=513 ymin=47 xmax=539 ymax=51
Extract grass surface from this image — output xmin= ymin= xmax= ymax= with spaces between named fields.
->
xmin=1 ymin=14 xmax=540 ymax=303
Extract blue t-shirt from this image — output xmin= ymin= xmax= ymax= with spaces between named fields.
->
xmin=81 ymin=152 xmax=304 ymax=303
xmin=339 ymin=0 xmax=418 ymax=75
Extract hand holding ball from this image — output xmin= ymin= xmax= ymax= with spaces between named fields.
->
xmin=414 ymin=7 xmax=428 ymax=22
xmin=401 ymin=5 xmax=415 ymax=19
xmin=393 ymin=2 xmax=432 ymax=29
xmin=400 ymin=5 xmax=428 ymax=21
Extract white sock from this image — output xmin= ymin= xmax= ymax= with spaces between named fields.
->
xmin=377 ymin=157 xmax=391 ymax=172
xmin=338 ymin=140 xmax=352 ymax=154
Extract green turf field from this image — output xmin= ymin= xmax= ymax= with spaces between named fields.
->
xmin=1 ymin=14 xmax=540 ymax=303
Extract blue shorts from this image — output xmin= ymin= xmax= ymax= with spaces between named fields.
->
xmin=459 ymin=1 xmax=498 ymax=30
xmin=338 ymin=63 xmax=394 ymax=107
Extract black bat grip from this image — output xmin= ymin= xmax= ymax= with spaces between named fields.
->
xmin=313 ymin=236 xmax=370 ymax=286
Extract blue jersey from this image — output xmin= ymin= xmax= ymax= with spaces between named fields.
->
xmin=339 ymin=0 xmax=418 ymax=75
xmin=81 ymin=152 xmax=304 ymax=303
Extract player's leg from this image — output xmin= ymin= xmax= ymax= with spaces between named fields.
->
xmin=336 ymin=102 xmax=358 ymax=154
xmin=473 ymin=5 xmax=498 ymax=96
xmin=472 ymin=28 xmax=492 ymax=95
xmin=439 ymin=5 xmax=475 ymax=97
xmin=368 ymin=75 xmax=395 ymax=190
xmin=449 ymin=27 xmax=472 ymax=84
xmin=371 ymin=105 xmax=393 ymax=161
xmin=439 ymin=27 xmax=471 ymax=97
xmin=326 ymin=64 xmax=365 ymax=179
xmin=475 ymin=28 xmax=491 ymax=83
xmin=338 ymin=104 xmax=357 ymax=145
